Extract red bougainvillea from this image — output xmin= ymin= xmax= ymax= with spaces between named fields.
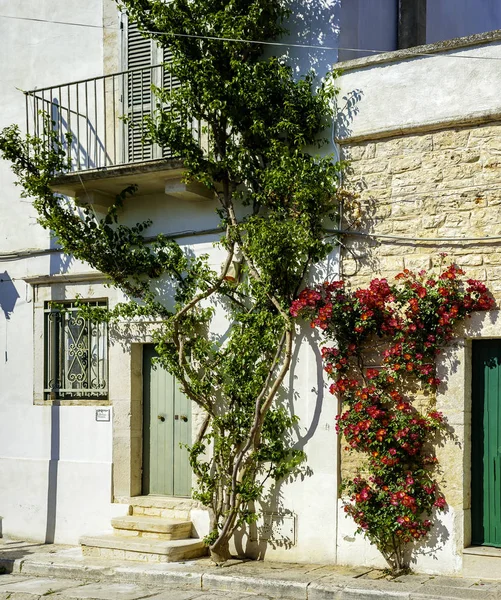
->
xmin=291 ymin=262 xmax=494 ymax=571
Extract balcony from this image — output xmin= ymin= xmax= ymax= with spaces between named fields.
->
xmin=25 ymin=66 xmax=213 ymax=204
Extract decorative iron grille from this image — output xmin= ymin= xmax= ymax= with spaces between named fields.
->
xmin=44 ymin=301 xmax=108 ymax=400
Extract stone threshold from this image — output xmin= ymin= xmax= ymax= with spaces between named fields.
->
xmin=130 ymin=495 xmax=199 ymax=509
xmin=464 ymin=545 xmax=501 ymax=558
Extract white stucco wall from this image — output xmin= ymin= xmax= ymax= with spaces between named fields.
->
xmin=0 ymin=0 xmax=343 ymax=554
xmin=336 ymin=37 xmax=501 ymax=142
xmin=0 ymin=0 xmax=114 ymax=543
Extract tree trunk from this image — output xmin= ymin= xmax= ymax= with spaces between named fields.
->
xmin=210 ymin=537 xmax=232 ymax=565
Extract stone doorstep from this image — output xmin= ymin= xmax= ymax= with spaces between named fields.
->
xmin=131 ymin=507 xmax=192 ymax=521
xmin=79 ymin=535 xmax=207 ymax=563
xmin=111 ymin=516 xmax=192 ymax=540
xmin=463 ymin=546 xmax=501 ymax=558
xmin=130 ymin=496 xmax=199 ymax=512
xmin=463 ymin=552 xmax=501 ymax=581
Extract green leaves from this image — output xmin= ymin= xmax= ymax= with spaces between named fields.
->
xmin=0 ymin=0 xmax=344 ymax=563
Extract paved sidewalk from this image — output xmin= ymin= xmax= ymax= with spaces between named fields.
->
xmin=0 ymin=538 xmax=500 ymax=600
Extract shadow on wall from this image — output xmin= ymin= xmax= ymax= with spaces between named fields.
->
xmin=0 ymin=272 xmax=19 ymax=320
xmin=283 ymin=0 xmax=341 ymax=79
xmin=45 ymin=405 xmax=60 ymax=544
xmin=336 ymin=88 xmax=363 ymax=141
xmin=233 ymin=252 xmax=340 ymax=558
xmin=49 ymin=234 xmax=72 ymax=277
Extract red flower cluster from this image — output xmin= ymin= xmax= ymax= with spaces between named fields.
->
xmin=395 ymin=515 xmax=432 ymax=542
xmin=290 ymin=264 xmax=495 ymax=563
xmin=290 ymin=288 xmax=322 ymax=318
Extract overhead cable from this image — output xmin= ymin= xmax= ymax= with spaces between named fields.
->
xmin=1 ymin=13 xmax=501 ymax=62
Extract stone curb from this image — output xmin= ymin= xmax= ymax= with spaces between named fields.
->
xmin=0 ymin=553 xmax=500 ymax=600
xmin=0 ymin=557 xmax=24 ymax=575
xmin=202 ymin=572 xmax=309 ymax=599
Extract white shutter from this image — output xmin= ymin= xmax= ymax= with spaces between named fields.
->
xmin=127 ymin=21 xmax=155 ymax=161
xmin=126 ymin=20 xmax=181 ymax=162
xmin=162 ymin=46 xmax=182 ymax=158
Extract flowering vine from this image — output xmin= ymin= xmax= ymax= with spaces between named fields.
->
xmin=291 ymin=262 xmax=494 ymax=571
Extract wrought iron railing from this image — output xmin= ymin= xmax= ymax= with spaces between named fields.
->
xmin=25 ymin=66 xmax=206 ymax=172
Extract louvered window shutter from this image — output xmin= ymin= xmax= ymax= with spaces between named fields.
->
xmin=126 ymin=20 xmax=181 ymax=162
xmin=127 ymin=21 xmax=155 ymax=161
xmin=161 ymin=46 xmax=181 ymax=158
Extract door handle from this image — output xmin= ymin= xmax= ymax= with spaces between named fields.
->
xmin=175 ymin=415 xmax=188 ymax=422
xmin=157 ymin=415 xmax=166 ymax=422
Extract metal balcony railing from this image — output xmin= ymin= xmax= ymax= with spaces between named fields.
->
xmin=25 ymin=66 xmax=206 ymax=172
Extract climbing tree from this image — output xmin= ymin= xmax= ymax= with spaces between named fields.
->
xmin=0 ymin=0 xmax=342 ymax=562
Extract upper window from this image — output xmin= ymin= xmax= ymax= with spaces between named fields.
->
xmin=426 ymin=0 xmax=501 ymax=44
xmin=338 ymin=0 xmax=501 ymax=62
xmin=44 ymin=300 xmax=108 ymax=400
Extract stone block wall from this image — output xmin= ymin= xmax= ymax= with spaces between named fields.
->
xmin=338 ymin=122 xmax=501 ymax=556
xmin=340 ymin=123 xmax=501 ymax=299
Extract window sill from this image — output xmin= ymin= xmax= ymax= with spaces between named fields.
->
xmin=34 ymin=399 xmax=111 ymax=407
xmin=337 ymin=28 xmax=501 ymax=72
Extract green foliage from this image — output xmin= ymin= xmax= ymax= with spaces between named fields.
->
xmin=0 ymin=0 xmax=343 ymax=562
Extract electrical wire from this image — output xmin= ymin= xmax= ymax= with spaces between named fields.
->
xmin=145 ymin=30 xmax=501 ymax=61
xmin=0 ymin=226 xmax=499 ymax=285
xmin=0 ymin=226 xmax=224 ymax=262
xmin=0 ymin=224 xmax=500 ymax=266
xmin=1 ymin=13 xmax=501 ymax=62
xmin=326 ymin=229 xmax=501 ymax=243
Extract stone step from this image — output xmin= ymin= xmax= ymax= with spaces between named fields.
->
xmin=111 ymin=515 xmax=192 ymax=540
xmin=130 ymin=496 xmax=200 ymax=520
xmin=80 ymin=534 xmax=207 ymax=563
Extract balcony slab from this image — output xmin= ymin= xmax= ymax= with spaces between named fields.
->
xmin=50 ymin=159 xmax=188 ymax=199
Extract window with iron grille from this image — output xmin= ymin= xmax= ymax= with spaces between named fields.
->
xmin=44 ymin=301 xmax=108 ymax=400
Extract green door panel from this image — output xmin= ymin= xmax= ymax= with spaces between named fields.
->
xmin=143 ymin=345 xmax=192 ymax=497
xmin=471 ymin=340 xmax=501 ymax=546
xmin=173 ymin=378 xmax=192 ymax=496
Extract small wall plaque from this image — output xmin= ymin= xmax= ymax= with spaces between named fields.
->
xmin=95 ymin=408 xmax=110 ymax=422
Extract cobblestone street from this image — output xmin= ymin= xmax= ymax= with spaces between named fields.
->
xmin=0 ymin=574 xmax=279 ymax=600
xmin=1 ymin=540 xmax=501 ymax=600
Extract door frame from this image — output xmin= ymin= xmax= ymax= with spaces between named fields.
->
xmin=111 ymin=339 xmax=202 ymax=503
xmin=459 ymin=322 xmax=501 ymax=555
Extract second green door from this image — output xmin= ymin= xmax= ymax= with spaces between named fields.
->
xmin=471 ymin=339 xmax=501 ymax=547
xmin=143 ymin=345 xmax=192 ymax=497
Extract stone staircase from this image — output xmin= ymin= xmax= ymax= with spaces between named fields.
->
xmin=80 ymin=496 xmax=208 ymax=563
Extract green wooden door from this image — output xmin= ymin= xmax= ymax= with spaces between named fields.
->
xmin=143 ymin=345 xmax=192 ymax=497
xmin=471 ymin=339 xmax=501 ymax=546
